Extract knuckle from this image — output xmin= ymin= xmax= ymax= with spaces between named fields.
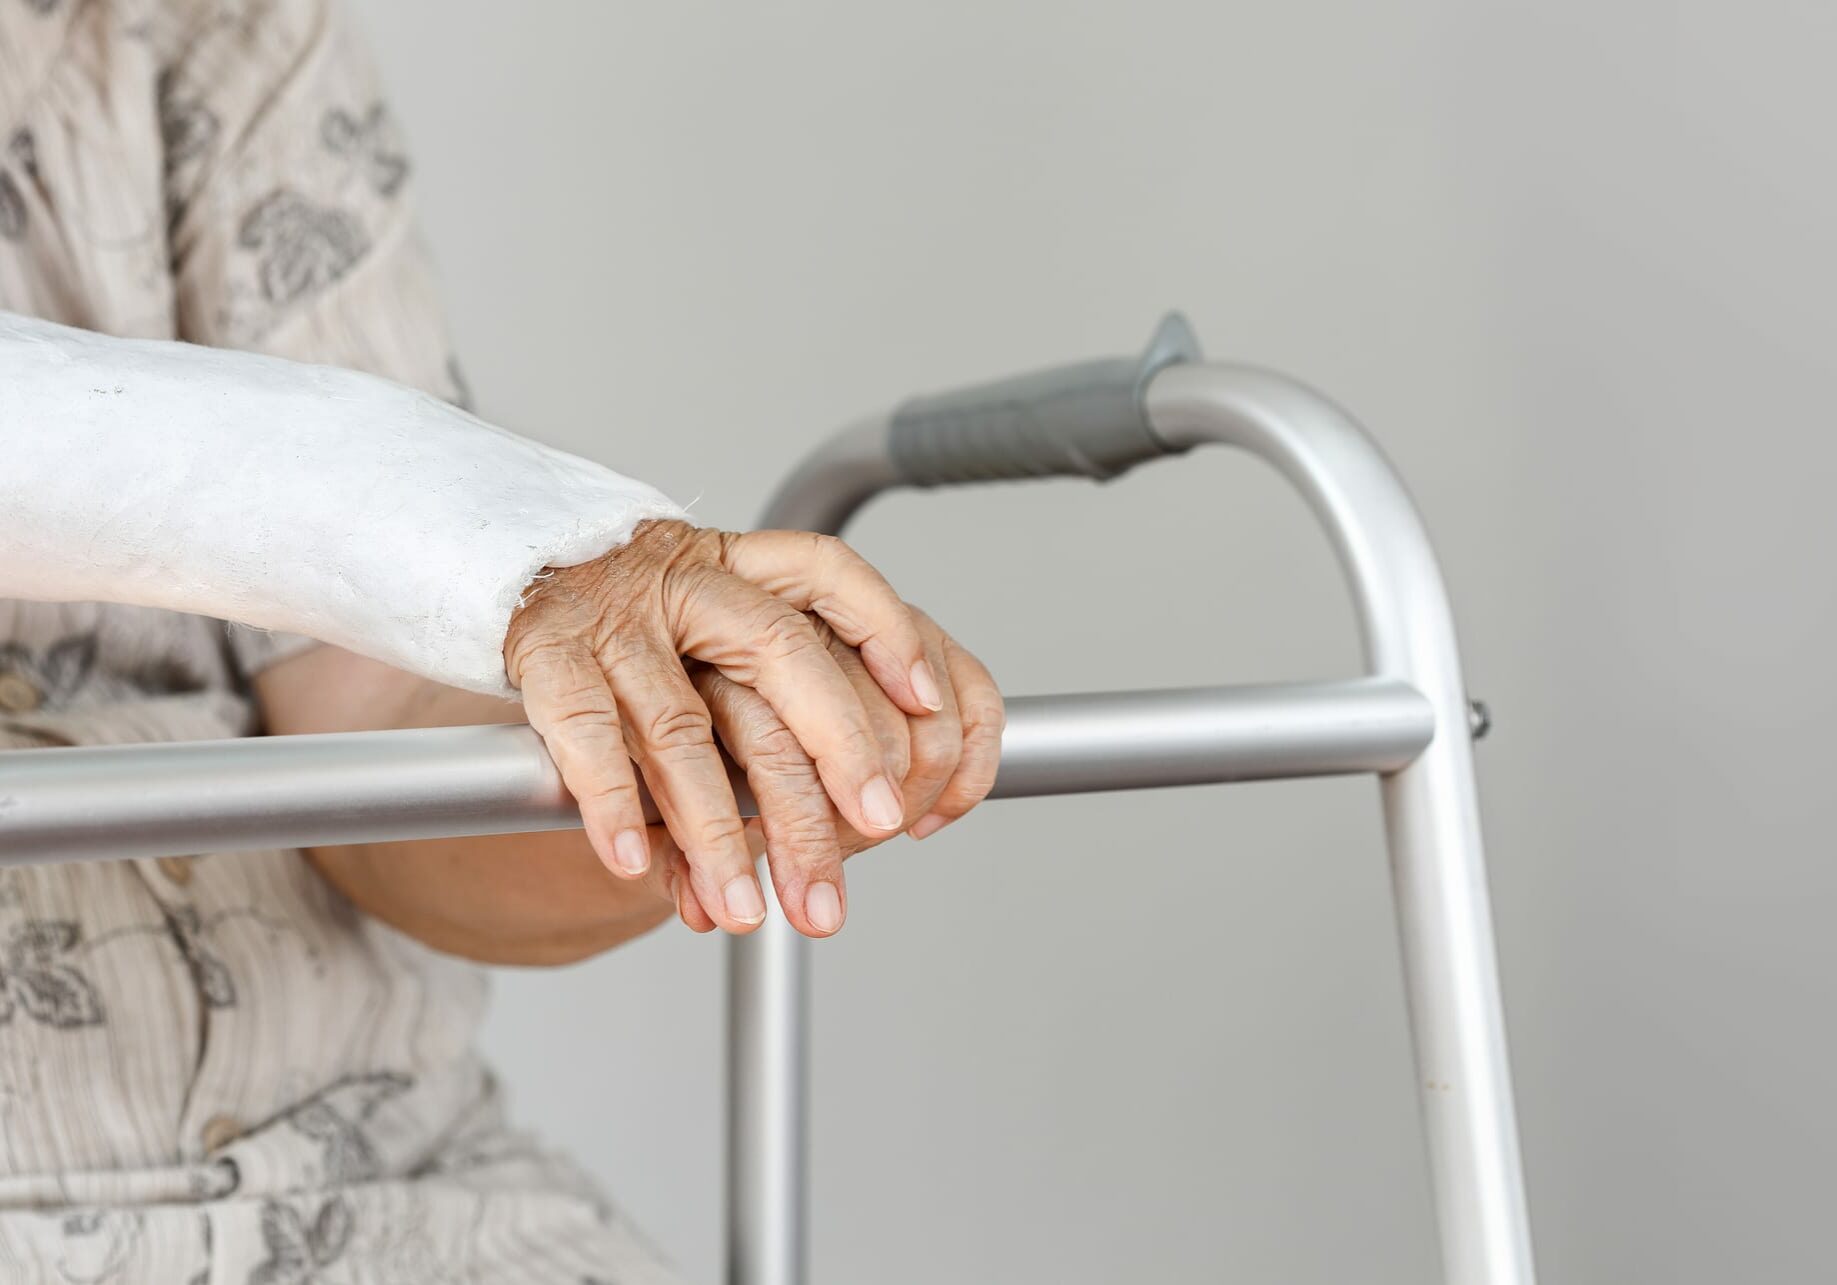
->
xmin=546 ymin=698 xmax=617 ymax=736
xmin=641 ymin=704 xmax=715 ymax=751
xmin=818 ymin=534 xmax=879 ymax=585
xmin=662 ymin=561 xmax=723 ymax=620
xmin=761 ymin=787 xmax=831 ymax=835
xmin=577 ymin=777 xmax=640 ymax=808
xmin=511 ymin=635 xmax=573 ymax=668
xmin=868 ymin=708 xmax=910 ymax=770
xmin=809 ymin=532 xmax=850 ymax=564
xmin=597 ymin=619 xmax=661 ymax=670
xmin=911 ymin=725 xmax=962 ymax=781
xmin=836 ymin=721 xmax=883 ymax=766
xmin=945 ymin=758 xmax=1000 ymax=806
xmin=768 ymin=810 xmax=840 ymax=858
xmin=508 ymin=635 xmax=581 ymax=685
xmin=962 ymin=696 xmax=1008 ymax=737
xmin=882 ymin=733 xmax=912 ymax=783
xmin=755 ymin=603 xmax=820 ymax=659
xmin=962 ymin=731 xmax=1003 ymax=776
xmin=692 ymin=813 xmax=750 ymax=857
xmin=747 ymin=719 xmax=809 ymax=769
xmin=706 ymin=528 xmax=743 ymax=563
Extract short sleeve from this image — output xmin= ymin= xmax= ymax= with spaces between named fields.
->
xmin=157 ymin=0 xmax=473 ymax=677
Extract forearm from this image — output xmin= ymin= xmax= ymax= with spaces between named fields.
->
xmin=309 ymin=829 xmax=674 ymax=967
xmin=0 ymin=311 xmax=686 ymax=696
xmin=256 ymin=645 xmax=674 ymax=965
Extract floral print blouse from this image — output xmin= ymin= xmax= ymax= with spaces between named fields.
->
xmin=0 ymin=2 xmax=680 ymax=1280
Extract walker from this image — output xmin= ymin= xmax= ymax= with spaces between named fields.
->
xmin=0 ymin=315 xmax=1537 ymax=1285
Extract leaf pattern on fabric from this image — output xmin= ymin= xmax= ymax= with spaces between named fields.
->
xmin=0 ymin=632 xmax=99 ymax=708
xmin=56 ymin=1208 xmax=143 ymax=1283
xmin=5 ymin=129 xmax=33 ymax=181
xmin=159 ymin=92 xmax=220 ymax=171
xmin=162 ymin=905 xmax=236 ymax=1008
xmin=0 ymin=170 xmax=24 ymax=241
xmin=0 ymin=0 xmax=686 ymax=1276
xmin=40 ymin=633 xmax=97 ymax=697
xmin=248 ymin=1195 xmax=354 ymax=1285
xmin=237 ymin=190 xmax=370 ymax=306
xmin=12 ymin=919 xmax=79 ymax=955
xmin=61 ymin=1210 xmax=103 ymax=1235
xmin=0 ymin=919 xmax=104 ymax=1028
xmin=279 ymin=1072 xmax=412 ymax=1183
xmin=320 ymin=103 xmax=409 ymax=197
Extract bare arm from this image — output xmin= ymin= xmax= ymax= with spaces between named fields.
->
xmin=255 ymin=644 xmax=680 ymax=966
xmin=254 ymin=590 xmax=1004 ymax=965
xmin=145 ymin=0 xmax=1009 ymax=960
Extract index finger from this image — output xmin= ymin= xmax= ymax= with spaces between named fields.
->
xmin=719 ymin=531 xmax=942 ymax=718
xmin=669 ymin=567 xmax=907 ymax=842
xmin=510 ymin=637 xmax=653 ymax=880
xmin=601 ymin=639 xmax=765 ymax=935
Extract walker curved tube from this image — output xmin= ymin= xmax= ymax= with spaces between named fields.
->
xmin=732 ymin=316 xmax=1535 ymax=1285
xmin=0 ymin=316 xmax=1535 ymax=1285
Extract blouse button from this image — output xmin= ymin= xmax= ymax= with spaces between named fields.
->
xmin=157 ymin=855 xmax=196 ymax=885
xmin=200 ymin=1113 xmax=244 ymax=1153
xmin=0 ymin=671 xmax=40 ymax=714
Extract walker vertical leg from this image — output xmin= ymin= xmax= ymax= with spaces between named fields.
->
xmin=728 ymin=915 xmax=808 ymax=1285
xmin=729 ymin=420 xmax=894 ymax=1285
xmin=1147 ymin=365 xmax=1536 ymax=1285
xmin=1378 ymin=713 xmax=1532 ymax=1284
xmin=727 ymin=357 xmax=1537 ymax=1285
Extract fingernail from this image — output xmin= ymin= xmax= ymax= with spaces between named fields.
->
xmin=805 ymin=881 xmax=843 ymax=934
xmin=861 ymin=776 xmax=904 ymax=832
xmin=612 ymin=828 xmax=650 ymax=875
xmin=908 ymin=812 xmax=951 ymax=840
xmin=723 ymin=874 xmax=767 ymax=924
xmin=910 ymin=659 xmax=944 ymax=712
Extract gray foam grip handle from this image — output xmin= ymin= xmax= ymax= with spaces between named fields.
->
xmin=888 ymin=312 xmax=1201 ymax=486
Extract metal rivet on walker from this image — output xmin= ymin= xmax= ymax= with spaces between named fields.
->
xmin=1468 ymin=699 xmax=1492 ymax=740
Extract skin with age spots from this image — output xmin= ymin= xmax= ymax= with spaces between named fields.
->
xmin=261 ymin=520 xmax=1003 ymax=962
xmin=503 ymin=519 xmax=1003 ymax=938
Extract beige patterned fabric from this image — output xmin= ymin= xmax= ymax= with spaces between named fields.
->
xmin=0 ymin=2 xmax=681 ymax=1280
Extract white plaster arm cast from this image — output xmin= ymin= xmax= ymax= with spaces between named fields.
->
xmin=0 ymin=312 xmax=689 ymax=696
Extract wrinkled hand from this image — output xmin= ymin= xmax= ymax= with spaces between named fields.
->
xmin=680 ymin=606 xmax=1003 ymax=935
xmin=503 ymin=519 xmax=1002 ymax=938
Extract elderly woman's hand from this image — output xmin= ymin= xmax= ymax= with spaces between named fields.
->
xmin=681 ymin=605 xmax=1003 ymax=935
xmin=503 ymin=519 xmax=1003 ymax=938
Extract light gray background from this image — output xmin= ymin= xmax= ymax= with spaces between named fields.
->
xmin=359 ymin=3 xmax=1836 ymax=1282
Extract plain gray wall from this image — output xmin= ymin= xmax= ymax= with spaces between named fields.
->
xmin=358 ymin=3 xmax=1837 ymax=1282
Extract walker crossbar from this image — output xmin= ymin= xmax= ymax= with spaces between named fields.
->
xmin=0 ymin=317 xmax=1535 ymax=1285
xmin=732 ymin=316 xmax=1535 ymax=1285
xmin=0 ymin=678 xmax=1428 ymax=865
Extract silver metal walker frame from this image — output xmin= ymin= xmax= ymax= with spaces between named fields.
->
xmin=0 ymin=316 xmax=1535 ymax=1285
